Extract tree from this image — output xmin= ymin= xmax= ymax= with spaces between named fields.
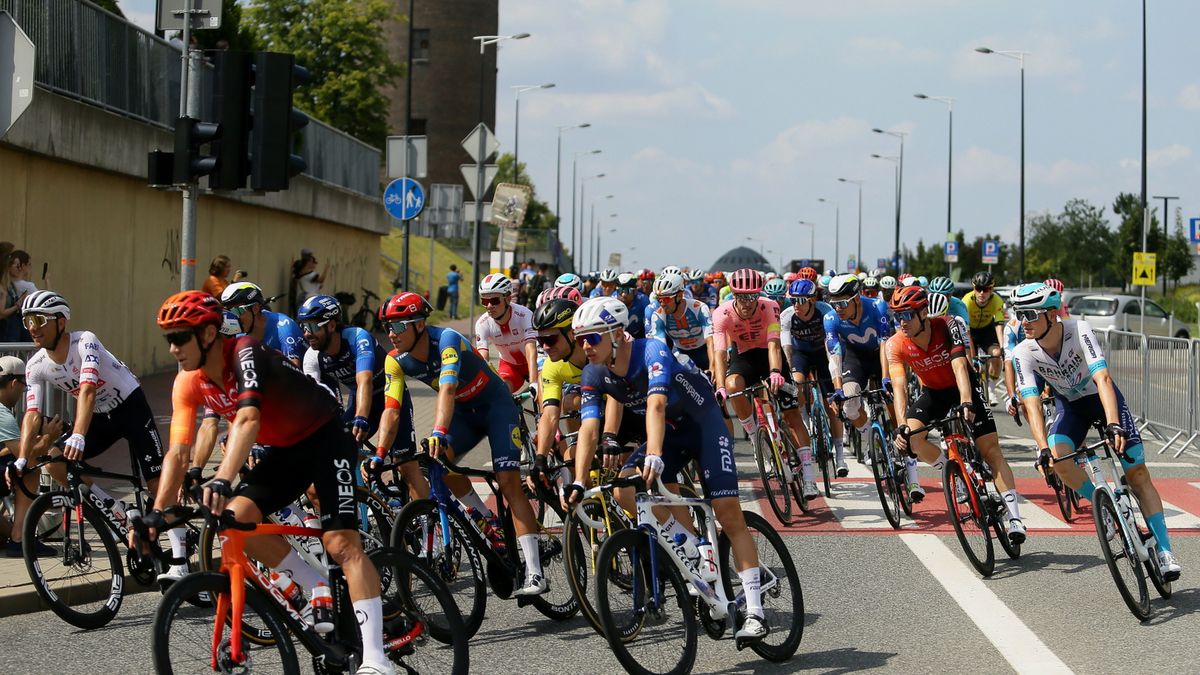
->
xmin=1112 ymin=192 xmax=1163 ymax=292
xmin=1162 ymin=216 xmax=1196 ymax=288
xmin=96 ymin=0 xmax=124 ymax=17
xmin=1023 ymin=199 xmax=1116 ymax=288
xmin=244 ymin=0 xmax=403 ymax=148
xmin=193 ymin=0 xmax=256 ymax=51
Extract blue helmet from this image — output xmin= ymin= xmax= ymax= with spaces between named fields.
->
xmin=916 ymin=275 xmax=929 ymax=288
xmin=1009 ymin=282 xmax=1061 ymax=310
xmin=297 ymin=294 xmax=341 ymax=323
xmin=787 ymin=279 xmax=816 ymax=298
xmin=928 ymin=276 xmax=955 ymax=295
xmin=764 ymin=278 xmax=787 ymax=298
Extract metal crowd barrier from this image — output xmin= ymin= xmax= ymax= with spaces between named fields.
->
xmin=0 ymin=342 xmax=75 ymax=421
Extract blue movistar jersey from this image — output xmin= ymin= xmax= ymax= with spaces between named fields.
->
xmin=948 ymin=296 xmax=971 ymax=328
xmin=589 ymin=286 xmax=618 ymax=298
xmin=780 ymin=301 xmax=834 ymax=353
xmin=261 ymin=310 xmax=305 ymax=362
xmin=823 ymin=297 xmax=892 ymax=357
xmin=580 ymin=338 xmax=710 ymax=423
xmin=649 ymin=298 xmax=713 ymax=352
xmin=302 ymin=326 xmax=387 ymax=407
xmin=395 ymin=326 xmax=510 ymax=408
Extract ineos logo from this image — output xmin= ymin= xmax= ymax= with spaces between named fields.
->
xmin=237 ymin=347 xmax=258 ymax=388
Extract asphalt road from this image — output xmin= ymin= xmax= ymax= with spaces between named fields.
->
xmin=3 ymin=412 xmax=1199 ymax=674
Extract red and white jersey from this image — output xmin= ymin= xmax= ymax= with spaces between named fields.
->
xmin=474 ymin=303 xmax=537 ymax=365
xmin=25 ymin=331 xmax=141 ymax=414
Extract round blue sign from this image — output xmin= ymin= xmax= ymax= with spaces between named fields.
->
xmin=384 ymin=178 xmax=425 ymax=220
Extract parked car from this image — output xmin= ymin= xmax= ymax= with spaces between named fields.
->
xmin=1069 ymin=294 xmax=1190 ymax=338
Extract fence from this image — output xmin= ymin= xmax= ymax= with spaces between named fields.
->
xmin=1094 ymin=329 xmax=1199 ymax=458
xmin=0 ymin=0 xmax=381 ymax=197
xmin=0 ymin=343 xmax=74 ymax=420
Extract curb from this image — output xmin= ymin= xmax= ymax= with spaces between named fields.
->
xmin=0 ymin=578 xmax=154 ymax=619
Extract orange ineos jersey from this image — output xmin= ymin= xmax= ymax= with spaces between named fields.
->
xmin=885 ymin=316 xmax=968 ymax=390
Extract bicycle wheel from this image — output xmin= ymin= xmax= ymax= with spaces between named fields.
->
xmin=779 ymin=429 xmax=810 ymax=515
xmin=372 ymin=547 xmax=470 ymax=675
xmin=23 ymin=492 xmax=124 ymax=629
xmin=942 ymin=460 xmax=994 ymax=577
xmin=718 ymin=511 xmax=804 ymax=662
xmin=1092 ymin=490 xmax=1150 ymax=620
xmin=563 ymin=496 xmax=626 ymax=636
xmin=849 ymin=425 xmax=863 ymax=463
xmin=391 ymin=499 xmax=488 ymax=638
xmin=1141 ymin=530 xmax=1173 ymax=600
xmin=1051 ymin=475 xmax=1073 ymax=522
xmin=754 ymin=428 xmax=793 ymax=525
xmin=595 ymin=529 xmax=697 ymax=675
xmin=811 ymin=407 xmax=835 ymax=498
xmin=152 ymin=571 xmax=300 ymax=675
xmin=869 ymin=435 xmax=902 ymax=530
xmin=989 ymin=493 xmax=1022 ymax=560
xmin=527 ymin=499 xmax=582 ymax=621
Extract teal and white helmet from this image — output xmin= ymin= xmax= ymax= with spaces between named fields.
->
xmin=1009 ymin=282 xmax=1061 ymax=310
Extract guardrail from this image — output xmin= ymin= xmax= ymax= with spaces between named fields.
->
xmin=1094 ymin=328 xmax=1199 ymax=458
xmin=0 ymin=0 xmax=381 ymax=198
xmin=0 ymin=342 xmax=74 ymax=420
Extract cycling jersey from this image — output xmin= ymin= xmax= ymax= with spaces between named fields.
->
xmin=884 ymin=316 xmax=967 ymax=390
xmin=691 ymin=284 xmax=718 ymax=309
xmin=588 ymin=285 xmax=617 ymax=299
xmin=260 ymin=310 xmax=306 ymax=362
xmin=711 ymin=298 xmax=781 ymax=354
xmin=823 ymin=297 xmax=892 ymax=358
xmin=779 ymin=301 xmax=834 ymax=353
xmin=474 ymin=303 xmax=536 ymax=366
xmin=302 ymin=326 xmax=387 ymax=407
xmin=1002 ymin=318 xmax=1025 ymax=364
xmin=24 ymin=331 xmax=141 ymax=414
xmin=170 ymin=336 xmax=339 ymax=448
xmin=947 ymin=296 xmax=971 ymax=327
xmin=648 ymin=299 xmax=713 ymax=352
xmin=623 ymin=294 xmax=652 ymax=339
xmin=1012 ymin=320 xmax=1107 ymax=402
xmin=539 ymin=358 xmax=584 ymax=408
xmin=718 ymin=286 xmax=733 ymax=304
xmin=962 ymin=290 xmax=1005 ymax=330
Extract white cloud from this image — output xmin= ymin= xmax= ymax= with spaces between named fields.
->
xmin=1179 ymin=84 xmax=1200 ymax=111
xmin=713 ymin=0 xmax=963 ymax=18
xmin=731 ymin=117 xmax=872 ymax=177
xmin=629 ymin=147 xmax=714 ymax=178
xmin=527 ymin=84 xmax=735 ymax=124
xmin=842 ymin=37 xmax=938 ymax=66
xmin=1119 ymin=144 xmax=1193 ymax=170
xmin=951 ymin=33 xmax=1082 ymax=84
xmin=956 ymin=146 xmax=1018 ymax=185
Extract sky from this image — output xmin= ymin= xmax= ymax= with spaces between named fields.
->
xmin=122 ymin=0 xmax=1200 ymax=273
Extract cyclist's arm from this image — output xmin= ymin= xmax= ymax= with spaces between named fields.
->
xmin=767 ymin=337 xmax=784 ymax=374
xmin=353 ymin=369 xmax=373 ymax=421
xmin=1093 ymin=369 xmax=1122 ymax=428
xmin=158 ymin=376 xmax=202 ymax=510
xmin=573 ymin=418 xmax=600 ymax=486
xmin=17 ymin=409 xmax=40 ymax=461
xmin=1004 ymin=360 xmax=1017 ymax=400
xmin=705 ymin=335 xmax=715 ymax=377
xmin=823 ymin=314 xmax=844 ymax=390
xmin=992 ymin=321 xmax=1004 ymax=351
xmin=72 ymin=383 xmax=96 ymax=438
xmin=473 ymin=317 xmax=490 ymax=362
xmin=710 ymin=308 xmax=730 ymax=384
xmin=1014 ymin=349 xmax=1050 ymax=447
xmin=644 ymin=393 xmax=667 ymax=462
xmin=191 ymin=415 xmax=219 ymax=468
xmin=523 ymin=339 xmax=539 ymax=396
xmin=536 ymin=402 xmax=561 ymax=458
xmin=217 ymin=406 xmax=260 ymax=485
xmin=946 ymin=318 xmax=972 ymax=406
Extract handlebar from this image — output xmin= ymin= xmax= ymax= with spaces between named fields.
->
xmin=897 ymin=407 xmax=973 ymax=439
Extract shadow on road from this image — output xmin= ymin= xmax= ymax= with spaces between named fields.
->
xmin=708 ymin=645 xmax=899 ymax=674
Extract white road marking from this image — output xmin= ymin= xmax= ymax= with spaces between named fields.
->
xmin=738 ymin=481 xmax=763 ymax=517
xmin=825 ymin=480 xmax=918 ymax=529
xmin=1007 ymin=493 xmax=1071 ymax=530
xmin=900 ymin=533 xmax=1073 ymax=675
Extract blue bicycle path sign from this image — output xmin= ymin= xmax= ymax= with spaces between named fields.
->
xmin=384 ymin=178 xmax=425 ymax=221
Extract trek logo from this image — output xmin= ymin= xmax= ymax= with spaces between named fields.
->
xmin=237 ymin=346 xmax=259 ymax=388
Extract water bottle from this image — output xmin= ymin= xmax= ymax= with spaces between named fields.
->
xmin=270 ymin=571 xmax=304 ymax=609
xmin=277 ymin=506 xmax=305 ymax=528
xmin=301 ymin=512 xmax=325 ymax=557
xmin=695 ymin=537 xmax=718 ymax=582
xmin=310 ymin=583 xmax=335 ymax=634
xmin=671 ymin=533 xmax=701 ymax=574
xmin=125 ymin=507 xmax=142 ymax=526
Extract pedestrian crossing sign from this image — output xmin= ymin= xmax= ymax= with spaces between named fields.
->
xmin=1132 ymin=252 xmax=1156 ymax=286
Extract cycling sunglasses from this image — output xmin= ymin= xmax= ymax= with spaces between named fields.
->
xmin=829 ymin=298 xmax=855 ymax=309
xmin=228 ymin=304 xmax=255 ymax=317
xmin=300 ymin=320 xmax=331 ymax=335
xmin=386 ymin=319 xmax=421 ymax=335
xmin=163 ymin=330 xmax=196 ymax=347
xmin=791 ymin=296 xmax=811 ymax=305
xmin=575 ymin=333 xmax=606 ymax=347
xmin=481 ymin=296 xmax=505 ymax=307
xmin=893 ymin=310 xmax=917 ymax=324
xmin=733 ymin=293 xmax=758 ymax=303
xmin=21 ymin=314 xmax=55 ymax=331
xmin=535 ymin=332 xmax=562 ymax=347
xmin=1014 ymin=309 xmax=1047 ymax=322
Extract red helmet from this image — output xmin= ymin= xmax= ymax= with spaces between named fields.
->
xmin=896 ymin=273 xmax=915 ymax=283
xmin=1044 ymin=278 xmax=1064 ymax=293
xmin=538 ymin=285 xmax=583 ymax=306
xmin=797 ymin=267 xmax=818 ymax=282
xmin=729 ymin=268 xmax=764 ymax=294
xmin=888 ymin=285 xmax=928 ymax=313
xmin=638 ymin=268 xmax=655 ymax=282
xmin=380 ymin=292 xmax=432 ymax=322
xmin=158 ymin=291 xmax=223 ymax=330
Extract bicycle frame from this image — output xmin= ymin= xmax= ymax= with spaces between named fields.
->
xmin=1066 ymin=442 xmax=1154 ymax=565
xmin=940 ymin=419 xmax=989 ymax=519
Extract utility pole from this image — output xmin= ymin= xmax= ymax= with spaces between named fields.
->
xmin=402 ymin=0 xmax=414 ymax=290
xmin=178 ymin=0 xmax=200 ymax=291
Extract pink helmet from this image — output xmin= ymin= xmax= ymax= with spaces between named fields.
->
xmin=728 ymin=268 xmax=765 ymax=294
xmin=1044 ymin=278 xmax=1064 ymax=293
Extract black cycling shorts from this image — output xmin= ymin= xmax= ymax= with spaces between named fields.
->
xmin=970 ymin=326 xmax=1000 ymax=352
xmin=237 ymin=418 xmax=360 ymax=531
xmin=79 ymin=388 xmax=164 ymax=481
xmin=839 ymin=346 xmax=882 ymax=391
xmin=728 ymin=348 xmax=798 ymax=410
xmin=908 ymin=376 xmax=996 ymax=440
xmin=789 ymin=348 xmax=834 ymax=396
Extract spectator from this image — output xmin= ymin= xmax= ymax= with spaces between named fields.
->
xmin=0 ymin=242 xmax=17 ymax=342
xmin=202 ymin=255 xmax=232 ymax=298
xmin=7 ymin=250 xmax=38 ymax=342
xmin=528 ymin=263 xmax=549 ymax=300
xmin=519 ymin=259 xmax=535 ymax=284
xmin=446 ymin=264 xmax=462 ymax=319
xmin=0 ymin=356 xmax=62 ymax=553
xmin=291 ymin=248 xmax=327 ymax=309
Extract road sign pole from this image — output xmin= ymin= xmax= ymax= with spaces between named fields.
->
xmin=471 ymin=131 xmax=486 ymax=332
xmin=180 ymin=14 xmax=199 ymax=292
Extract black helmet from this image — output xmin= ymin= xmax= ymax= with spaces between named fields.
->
xmin=532 ymin=298 xmax=578 ymax=331
xmin=972 ymin=271 xmax=994 ymax=289
xmin=220 ymin=282 xmax=266 ymax=308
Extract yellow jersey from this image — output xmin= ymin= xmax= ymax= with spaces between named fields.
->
xmin=539 ymin=357 xmax=584 ymax=407
xmin=962 ymin=290 xmax=1006 ymax=330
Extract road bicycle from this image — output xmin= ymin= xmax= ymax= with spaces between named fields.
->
xmin=730 ymin=382 xmax=806 ymax=524
xmin=850 ymin=387 xmax=913 ymax=530
xmin=593 ymin=475 xmax=803 ymax=675
xmin=971 ymin=353 xmax=1003 ymax=407
xmin=12 ymin=454 xmax=208 ymax=629
xmin=797 ymin=377 xmax=837 ymax=498
xmin=148 ymin=505 xmax=468 ymax=674
xmin=1053 ymin=423 xmax=1174 ymax=620
xmin=1014 ymin=396 xmax=1083 ymax=522
xmin=901 ymin=409 xmax=1020 ymax=577
xmin=350 ymin=287 xmax=383 ymax=334
xmin=390 ymin=446 xmax=580 ymax=638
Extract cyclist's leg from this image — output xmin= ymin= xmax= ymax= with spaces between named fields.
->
xmin=724 ymin=350 xmax=755 ymax=434
xmin=440 ymin=413 xmax=490 ymax=514
xmin=386 ymin=389 xmax=429 ymax=500
xmin=497 ymin=358 xmax=527 ymax=394
xmin=1046 ymin=397 xmax=1093 ymax=499
xmin=839 ymin=348 xmax=871 ymax=431
xmin=1106 ymin=390 xmax=1172 ymax=553
xmin=480 ymin=397 xmax=547 ymax=592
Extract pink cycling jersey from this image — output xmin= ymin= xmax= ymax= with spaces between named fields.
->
xmin=711 ymin=298 xmax=781 ymax=353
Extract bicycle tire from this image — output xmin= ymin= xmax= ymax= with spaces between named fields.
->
xmin=390 ymin=498 xmax=488 ymax=638
xmin=1051 ymin=475 xmax=1073 ymax=522
xmin=371 ymin=547 xmax=470 ymax=675
xmin=23 ymin=491 xmax=124 ymax=629
xmin=779 ymin=428 xmax=810 ymax=515
xmin=869 ymin=434 xmax=902 ymax=530
xmin=595 ymin=529 xmax=697 ymax=675
xmin=809 ymin=406 xmax=835 ymax=498
xmin=563 ymin=497 xmax=625 ymax=636
xmin=718 ymin=511 xmax=804 ymax=662
xmin=896 ymin=452 xmax=916 ymax=518
xmin=151 ymin=571 xmax=300 ymax=675
xmin=942 ymin=460 xmax=994 ymax=577
xmin=754 ymin=428 xmax=793 ymax=525
xmin=527 ymin=498 xmax=582 ymax=622
xmin=990 ymin=494 xmax=1022 ymax=560
xmin=1093 ymin=490 xmax=1150 ymax=620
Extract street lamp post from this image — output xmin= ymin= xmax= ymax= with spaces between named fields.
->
xmin=579 ymin=172 xmax=606 ymax=272
xmin=818 ymin=197 xmax=840 ymax=269
xmin=870 ymin=154 xmax=899 ymax=271
xmin=915 ymin=93 xmax=955 ymax=275
xmin=1152 ymin=195 xmax=1178 ymax=295
xmin=571 ymin=149 xmax=601 ymax=273
xmin=872 ymin=128 xmax=907 ymax=272
xmin=797 ymin=221 xmax=815 ymax=259
xmin=592 ymin=196 xmax=613 ymax=270
xmin=555 ymin=123 xmax=590 ymax=264
xmin=745 ymin=236 xmax=764 ymax=257
xmin=600 ymin=215 xmax=617 ymax=270
xmin=837 ymin=178 xmax=864 ymax=271
xmin=976 ymin=48 xmax=1029 ymax=281
xmin=511 ymin=83 xmax=554 ymax=184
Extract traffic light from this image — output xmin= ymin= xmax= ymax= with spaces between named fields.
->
xmin=208 ymin=50 xmax=253 ymax=191
xmin=173 ymin=115 xmax=220 ymax=183
xmin=250 ymin=52 xmax=309 ymax=191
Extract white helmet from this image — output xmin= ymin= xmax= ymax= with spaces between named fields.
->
xmin=21 ymin=290 xmax=71 ymax=319
xmin=653 ymin=272 xmax=685 ymax=297
xmin=856 ymin=272 xmax=867 ymax=281
xmin=555 ymin=272 xmax=584 ymax=293
xmin=764 ymin=272 xmax=778 ymax=282
xmin=879 ymin=275 xmax=897 ymax=290
xmin=599 ymin=268 xmax=619 ymax=284
xmin=219 ymin=310 xmax=242 ymax=336
xmin=661 ymin=265 xmax=682 ymax=277
xmin=827 ymin=274 xmax=862 ymax=299
xmin=868 ymin=268 xmax=883 ymax=278
xmin=479 ymin=273 xmax=513 ymax=296
xmin=572 ymin=297 xmax=629 ymax=335
xmin=902 ymin=276 xmax=920 ymax=287
xmin=927 ymin=293 xmax=950 ymax=318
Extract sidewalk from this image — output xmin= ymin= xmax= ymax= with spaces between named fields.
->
xmin=0 ymin=316 xmax=487 ymax=618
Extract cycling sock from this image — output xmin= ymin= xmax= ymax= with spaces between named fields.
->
xmin=1002 ymin=490 xmax=1022 ymax=520
xmin=353 ymin=597 xmax=387 ymax=667
xmin=1146 ymin=511 xmax=1171 ymax=552
xmin=905 ymin=457 xmax=919 ymax=484
xmin=738 ymin=566 xmax=763 ymax=617
xmin=276 ymin=549 xmax=327 ymax=591
xmin=833 ymin=437 xmax=845 ymax=463
xmin=739 ymin=416 xmax=757 ymax=437
xmin=166 ymin=527 xmax=188 ymax=559
xmin=457 ymin=490 xmax=493 ymax=518
xmin=1075 ymin=478 xmax=1096 ymax=502
xmin=518 ymin=533 xmax=543 ymax=577
xmin=931 ymin=450 xmax=947 ymax=471
xmin=799 ymin=447 xmax=813 ymax=481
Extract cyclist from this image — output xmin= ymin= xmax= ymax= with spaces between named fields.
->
xmin=150 ymin=291 xmax=396 ymax=675
xmin=763 ymin=277 xmax=788 ymax=306
xmin=962 ymin=271 xmax=1005 ymax=381
xmin=582 ymin=271 xmax=599 ymax=297
xmin=928 ymin=290 xmax=973 ymax=353
xmin=14 ymin=291 xmax=182 ymax=567
xmin=648 ymin=272 xmax=715 ymax=371
xmin=474 ymin=273 xmax=539 ymax=393
xmin=615 ymin=272 xmax=651 ymax=339
xmin=861 ymin=275 xmax=881 ymax=299
xmin=1010 ymin=282 xmax=1180 ymax=579
xmin=1044 ymin=277 xmax=1070 ymax=319
xmin=219 ymin=281 xmax=305 ymax=365
xmin=565 ymin=297 xmax=769 ymax=642
xmin=797 ymin=267 xmax=818 ymax=283
xmin=381 ymin=291 xmax=549 ymax=595
xmin=637 ymin=269 xmax=655 ymax=298
xmin=712 ymin=269 xmax=814 ymax=496
xmin=531 ymin=295 xmax=586 ymax=491
xmin=879 ymin=275 xmax=897 ymax=302
xmin=554 ymin=272 xmax=586 ymax=295
xmin=590 ymin=268 xmax=619 ymax=298
xmin=885 ymin=287 xmax=1027 ymax=542
xmin=824 ymin=274 xmax=893 ymax=459
xmin=928 ymin=276 xmax=970 ymax=327
xmin=780 ymin=279 xmax=847 ymax=477
xmin=688 ymin=269 xmax=718 ymax=309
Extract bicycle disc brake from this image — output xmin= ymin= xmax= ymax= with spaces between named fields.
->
xmin=215 ymin=637 xmax=255 ymax=675
xmin=127 ymin=548 xmax=157 ymax=586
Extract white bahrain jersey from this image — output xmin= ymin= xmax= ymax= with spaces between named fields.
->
xmin=25 ymin=331 xmax=141 ymax=414
xmin=1012 ymin=319 xmax=1107 ymax=402
xmin=474 ymin=303 xmax=537 ymax=364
